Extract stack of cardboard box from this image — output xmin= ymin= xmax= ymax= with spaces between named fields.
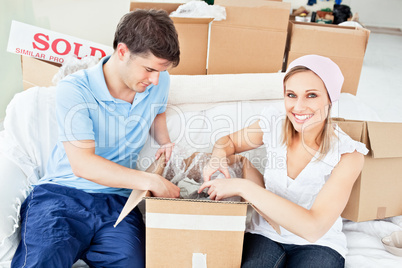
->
xmin=22 ymin=0 xmax=370 ymax=96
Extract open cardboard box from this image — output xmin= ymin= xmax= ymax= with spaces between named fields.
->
xmin=284 ymin=21 xmax=370 ymax=95
xmin=115 ymin=153 xmax=250 ymax=268
xmin=334 ymin=118 xmax=402 ymax=222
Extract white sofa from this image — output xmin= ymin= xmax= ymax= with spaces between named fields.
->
xmin=1 ymin=66 xmax=401 ymax=267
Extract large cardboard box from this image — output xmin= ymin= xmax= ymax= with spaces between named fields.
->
xmin=116 ymin=154 xmax=249 ymax=267
xmin=208 ymin=0 xmax=291 ymax=74
xmin=334 ymin=118 xmax=402 ymax=222
xmin=285 ymin=21 xmax=370 ymax=95
xmin=145 ymin=198 xmax=247 ymax=267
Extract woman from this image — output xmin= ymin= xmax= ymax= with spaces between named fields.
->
xmin=200 ymin=55 xmax=368 ymax=267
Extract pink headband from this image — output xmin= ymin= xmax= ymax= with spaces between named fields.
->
xmin=286 ymin=55 xmax=344 ymax=103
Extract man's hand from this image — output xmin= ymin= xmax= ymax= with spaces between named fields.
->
xmin=202 ymin=156 xmax=231 ymax=182
xmin=155 ymin=142 xmax=175 ymax=163
xmin=149 ymin=173 xmax=180 ymax=198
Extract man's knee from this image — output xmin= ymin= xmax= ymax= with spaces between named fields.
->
xmin=84 ymin=245 xmax=145 ymax=268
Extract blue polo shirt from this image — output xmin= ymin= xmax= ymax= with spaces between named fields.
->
xmin=39 ymin=56 xmax=170 ymax=197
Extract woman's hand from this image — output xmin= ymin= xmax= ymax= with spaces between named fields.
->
xmin=202 ymin=156 xmax=231 ymax=182
xmin=199 ymin=178 xmax=245 ymax=201
xmin=155 ymin=142 xmax=175 ymax=163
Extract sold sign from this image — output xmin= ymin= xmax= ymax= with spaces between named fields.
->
xmin=7 ymin=20 xmax=113 ymax=64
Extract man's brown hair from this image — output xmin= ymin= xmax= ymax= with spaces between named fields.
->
xmin=113 ymin=9 xmax=180 ymax=67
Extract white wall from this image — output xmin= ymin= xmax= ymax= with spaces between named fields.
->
xmin=0 ymin=0 xmax=33 ymax=122
xmin=348 ymin=0 xmax=402 ymax=29
xmin=283 ymin=0 xmax=338 ymax=12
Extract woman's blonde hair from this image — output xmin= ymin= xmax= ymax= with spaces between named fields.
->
xmin=281 ymin=66 xmax=336 ymax=160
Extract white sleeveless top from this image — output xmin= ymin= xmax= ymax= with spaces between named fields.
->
xmin=246 ymin=106 xmax=369 ymax=257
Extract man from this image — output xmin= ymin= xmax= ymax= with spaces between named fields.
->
xmin=12 ymin=9 xmax=180 ymax=267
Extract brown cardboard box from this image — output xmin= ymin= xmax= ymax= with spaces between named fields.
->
xmin=170 ymin=17 xmax=213 ymax=75
xmin=115 ymin=154 xmax=249 ymax=268
xmin=208 ymin=0 xmax=291 ymax=74
xmin=285 ymin=21 xmax=370 ymax=95
xmin=334 ymin=118 xmax=402 ymax=222
xmin=145 ymin=198 xmax=247 ymax=268
xmin=21 ymin=56 xmax=60 ymax=90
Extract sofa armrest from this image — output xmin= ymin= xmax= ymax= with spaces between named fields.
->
xmin=0 ymin=153 xmax=29 ymax=243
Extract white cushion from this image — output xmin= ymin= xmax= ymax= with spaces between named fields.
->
xmin=0 ymin=153 xmax=26 ymax=264
xmin=0 ymin=86 xmax=57 ymax=264
xmin=169 ymin=73 xmax=285 ymax=107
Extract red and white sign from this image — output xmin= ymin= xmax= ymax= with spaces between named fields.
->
xmin=7 ymin=20 xmax=114 ymax=64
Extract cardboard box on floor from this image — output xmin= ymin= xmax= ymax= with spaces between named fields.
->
xmin=284 ymin=21 xmax=370 ymax=95
xmin=334 ymin=118 xmax=402 ymax=222
xmin=115 ymin=154 xmax=249 ymax=268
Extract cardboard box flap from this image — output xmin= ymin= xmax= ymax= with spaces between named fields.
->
xmin=171 ymin=17 xmax=214 ymax=25
xmin=146 ymin=196 xmax=247 ymax=205
xmin=335 ymin=120 xmax=366 ymax=143
xmin=114 ymin=154 xmax=166 ymax=227
xmin=367 ymin=121 xmax=402 ymax=159
xmin=214 ymin=0 xmax=290 ymax=30
xmin=146 ymin=198 xmax=247 ymax=216
xmin=333 ymin=118 xmax=370 ymax=147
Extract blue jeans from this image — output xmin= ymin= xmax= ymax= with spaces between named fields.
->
xmin=12 ymin=184 xmax=145 ymax=268
xmin=242 ymin=233 xmax=345 ymax=268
